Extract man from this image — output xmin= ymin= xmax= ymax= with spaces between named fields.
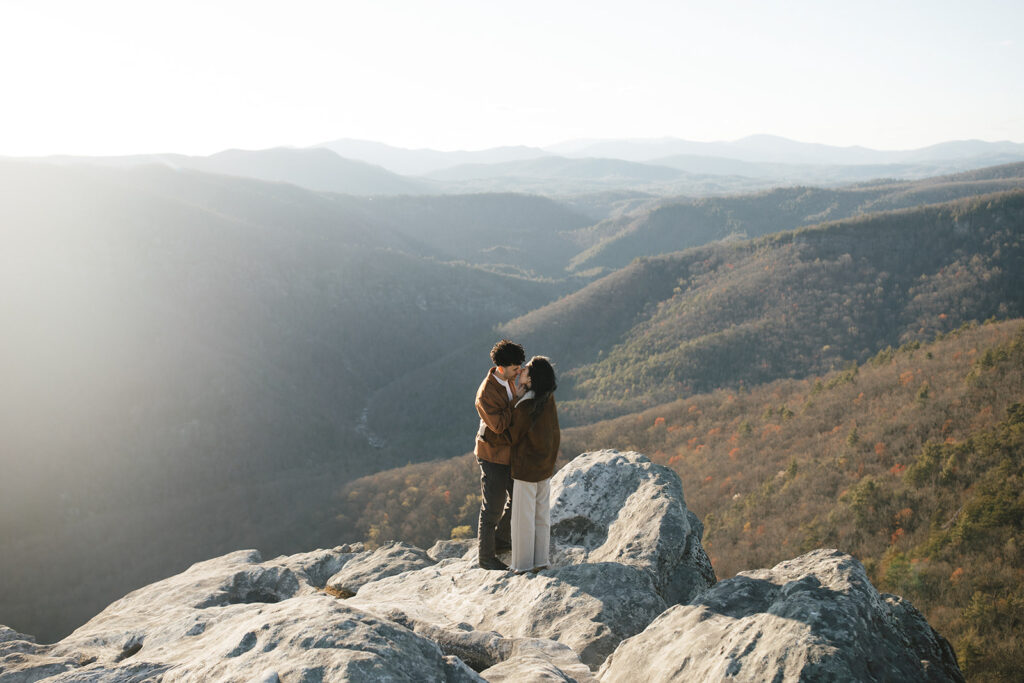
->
xmin=474 ymin=339 xmax=525 ymax=570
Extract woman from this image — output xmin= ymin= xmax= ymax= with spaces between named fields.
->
xmin=508 ymin=356 xmax=560 ymax=573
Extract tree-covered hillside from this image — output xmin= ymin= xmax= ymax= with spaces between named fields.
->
xmin=330 ymin=320 xmax=1024 ymax=682
xmin=568 ymin=163 xmax=1024 ymax=274
xmin=361 ymin=188 xmax=1024 ymax=473
xmin=506 ymin=190 xmax=1024 ymax=424
xmin=562 ymin=321 xmax=1024 ymax=683
xmin=343 ymin=193 xmax=594 ymax=280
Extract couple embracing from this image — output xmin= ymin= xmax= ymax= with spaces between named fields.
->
xmin=474 ymin=340 xmax=560 ymax=573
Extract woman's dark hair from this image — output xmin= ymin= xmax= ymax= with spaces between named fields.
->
xmin=491 ymin=339 xmax=525 ymax=367
xmin=525 ymin=356 xmax=557 ymax=419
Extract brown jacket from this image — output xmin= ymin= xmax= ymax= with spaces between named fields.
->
xmin=509 ymin=392 xmax=560 ymax=482
xmin=474 ymin=367 xmax=514 ymax=464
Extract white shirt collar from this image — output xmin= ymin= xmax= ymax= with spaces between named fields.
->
xmin=493 ymin=372 xmax=513 ymax=402
xmin=515 ymin=390 xmax=535 ymax=407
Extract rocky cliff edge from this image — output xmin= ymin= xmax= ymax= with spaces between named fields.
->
xmin=0 ymin=450 xmax=963 ymax=682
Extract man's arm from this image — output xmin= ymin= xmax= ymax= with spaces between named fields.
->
xmin=476 ymin=384 xmax=512 ymax=436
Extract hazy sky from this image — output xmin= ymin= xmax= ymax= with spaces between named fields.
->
xmin=2 ymin=0 xmax=1022 ymax=156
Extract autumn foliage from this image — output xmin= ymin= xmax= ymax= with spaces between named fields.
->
xmin=333 ymin=320 xmax=1024 ymax=681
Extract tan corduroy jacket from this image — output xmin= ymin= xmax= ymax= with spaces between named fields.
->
xmin=509 ymin=392 xmax=560 ymax=482
xmin=474 ymin=367 xmax=514 ymax=464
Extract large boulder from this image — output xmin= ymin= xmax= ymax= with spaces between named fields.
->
xmin=549 ymin=450 xmax=716 ymax=605
xmin=13 ymin=549 xmax=479 ymax=682
xmin=598 ymin=548 xmax=965 ymax=683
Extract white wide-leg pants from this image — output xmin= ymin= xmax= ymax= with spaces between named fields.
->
xmin=511 ymin=477 xmax=551 ymax=572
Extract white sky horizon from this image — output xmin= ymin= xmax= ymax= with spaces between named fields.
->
xmin=2 ymin=0 xmax=1022 ymax=157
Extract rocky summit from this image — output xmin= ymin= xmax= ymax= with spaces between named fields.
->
xmin=598 ymin=548 xmax=965 ymax=683
xmin=0 ymin=450 xmax=964 ymax=682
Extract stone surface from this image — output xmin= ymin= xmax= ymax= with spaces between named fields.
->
xmin=350 ymin=557 xmax=666 ymax=670
xmin=345 ymin=451 xmax=718 ymax=671
xmin=0 ymin=647 xmax=80 ymax=683
xmin=270 ymin=543 xmax=364 ymax=590
xmin=0 ymin=628 xmax=41 ymax=661
xmin=0 ymin=628 xmax=34 ymax=646
xmin=598 ymin=548 xmax=965 ymax=683
xmin=325 ymin=541 xmax=435 ymax=597
xmin=373 ymin=611 xmax=594 ymax=682
xmin=549 ymin=450 xmax=716 ymax=605
xmin=5 ymin=549 xmax=480 ymax=682
xmin=428 ymin=539 xmax=476 ymax=562
xmin=0 ymin=626 xmax=82 ymax=683
xmin=0 ymin=451 xmax=964 ymax=682
xmin=479 ymin=638 xmax=596 ymax=683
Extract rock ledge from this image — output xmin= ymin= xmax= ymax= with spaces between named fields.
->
xmin=0 ymin=450 xmax=963 ymax=682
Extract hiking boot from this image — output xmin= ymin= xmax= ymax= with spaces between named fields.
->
xmin=479 ymin=556 xmax=509 ymax=571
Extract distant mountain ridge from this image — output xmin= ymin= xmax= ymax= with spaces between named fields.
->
xmin=29 ymin=135 xmax=1024 ymax=198
xmin=314 ymin=138 xmax=551 ymax=176
xmin=307 ymin=135 xmax=1024 ymax=193
xmin=41 ymin=147 xmax=435 ymax=196
xmin=189 ymin=147 xmax=431 ymax=195
xmin=423 ymin=155 xmax=689 ymax=182
xmin=547 ymin=134 xmax=1024 ymax=166
xmin=307 ymin=134 xmax=1024 ymax=175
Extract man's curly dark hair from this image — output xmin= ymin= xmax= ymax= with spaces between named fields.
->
xmin=490 ymin=339 xmax=525 ymax=367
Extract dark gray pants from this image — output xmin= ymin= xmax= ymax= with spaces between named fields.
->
xmin=477 ymin=458 xmax=513 ymax=560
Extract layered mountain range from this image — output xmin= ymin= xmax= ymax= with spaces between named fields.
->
xmin=1 ymin=147 xmax=1022 ymax=679
xmin=37 ymin=135 xmax=1024 ymax=197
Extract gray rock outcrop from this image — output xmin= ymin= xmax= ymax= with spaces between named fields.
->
xmin=0 ymin=450 xmax=964 ymax=682
xmin=350 ymin=559 xmax=666 ymax=669
xmin=2 ymin=549 xmax=478 ymax=682
xmin=599 ymin=548 xmax=965 ymax=683
xmin=549 ymin=449 xmax=717 ymax=604
xmin=346 ymin=450 xmax=715 ymax=671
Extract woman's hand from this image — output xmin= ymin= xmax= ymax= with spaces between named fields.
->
xmin=515 ymin=367 xmax=529 ymax=397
